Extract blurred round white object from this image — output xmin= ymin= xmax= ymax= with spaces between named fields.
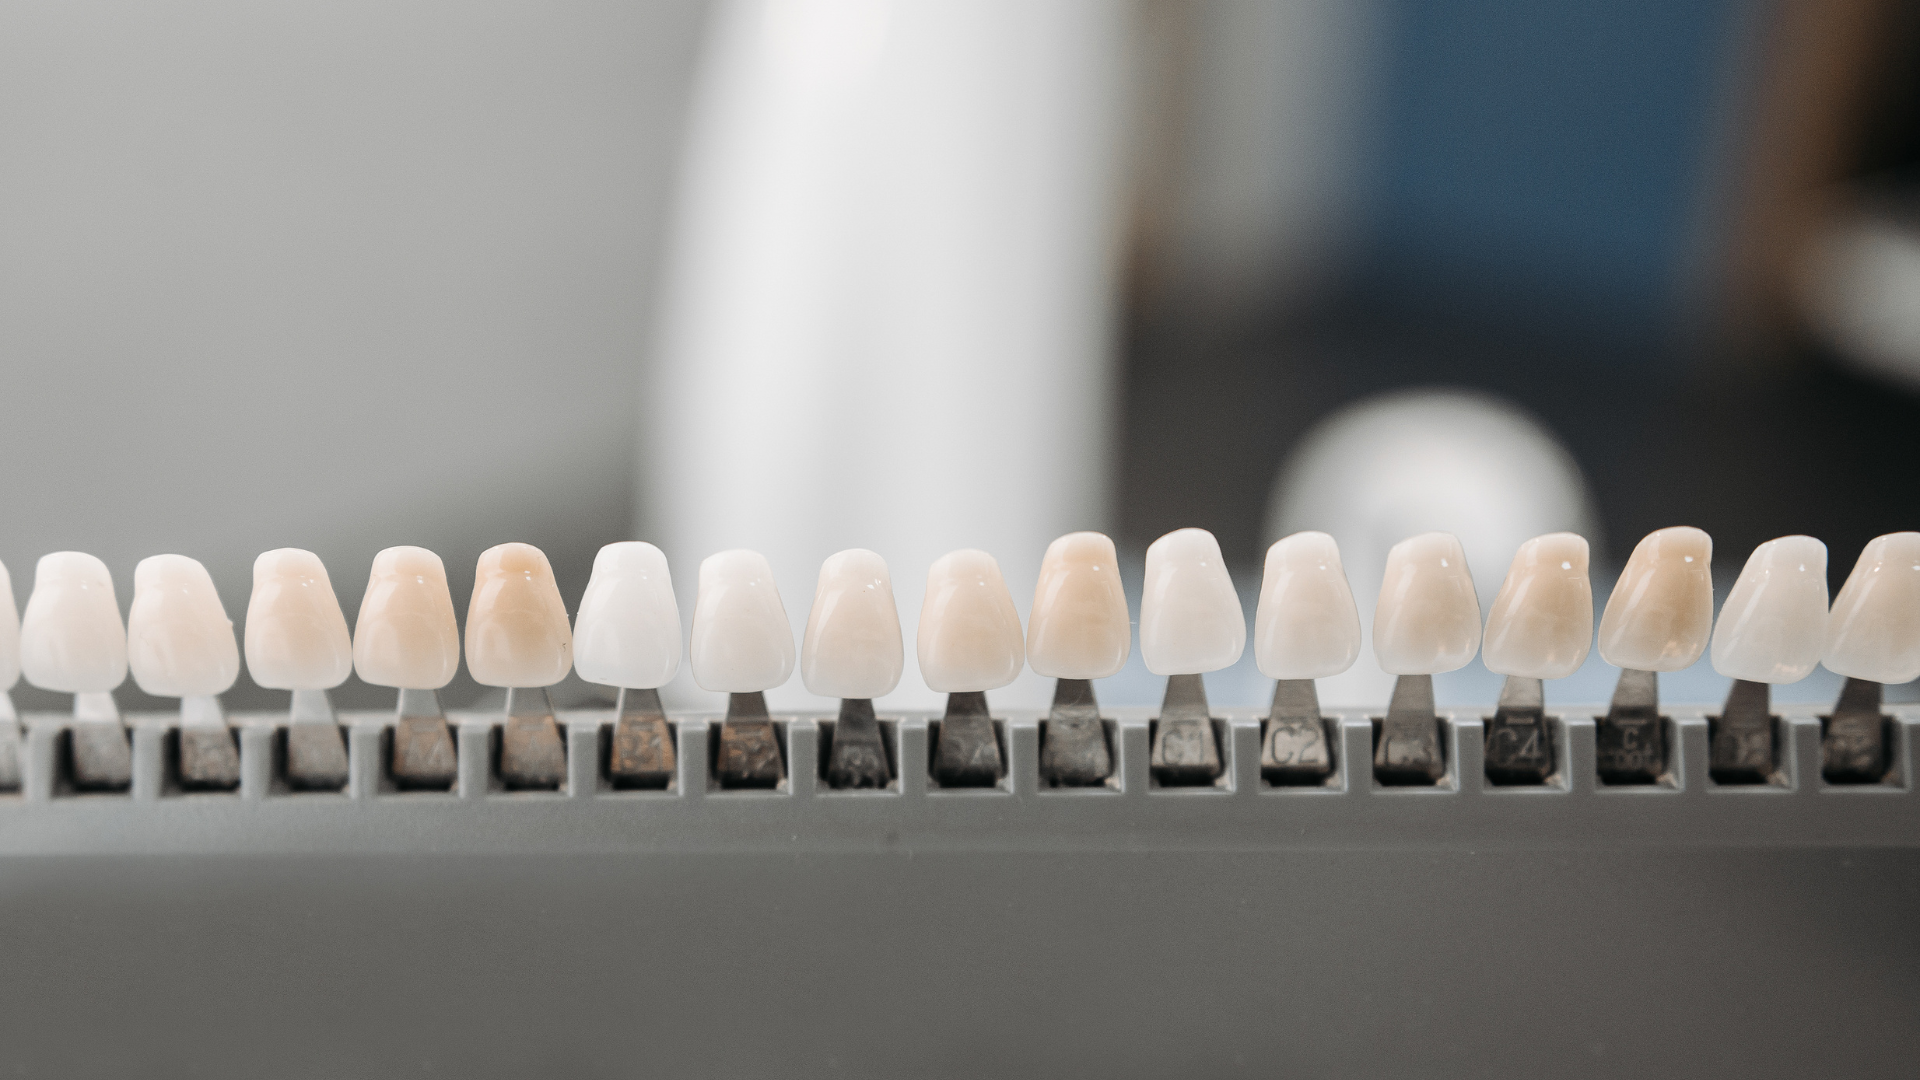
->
xmin=1801 ymin=208 xmax=1920 ymax=390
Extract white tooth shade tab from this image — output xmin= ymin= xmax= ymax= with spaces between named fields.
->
xmin=1824 ymin=532 xmax=1920 ymax=684
xmin=801 ymin=549 xmax=904 ymax=699
xmin=1372 ymin=532 xmax=1480 ymax=676
xmin=353 ymin=546 xmax=461 ymax=690
xmin=1596 ymin=526 xmax=1713 ymax=672
xmin=244 ymin=548 xmax=352 ymax=691
xmin=19 ymin=552 xmax=127 ymax=694
xmin=1140 ymin=528 xmax=1244 ymax=676
xmin=465 ymin=543 xmax=573 ymax=688
xmin=1026 ymin=532 xmax=1130 ymax=681
xmin=917 ymin=549 xmax=1025 ymax=693
xmin=0 ymin=560 xmax=18 ymax=691
xmin=127 ymin=554 xmax=240 ymax=698
xmin=1480 ymin=532 xmax=1592 ymax=680
xmin=1254 ymin=531 xmax=1360 ymax=681
xmin=690 ymin=549 xmax=795 ymax=693
xmin=572 ymin=541 xmax=682 ymax=689
xmin=1710 ymin=535 xmax=1828 ymax=684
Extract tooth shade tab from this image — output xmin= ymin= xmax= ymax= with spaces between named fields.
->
xmin=1481 ymin=532 xmax=1592 ymax=680
xmin=917 ymin=549 xmax=1025 ymax=693
xmin=1372 ymin=532 xmax=1481 ymax=676
xmin=1026 ymin=532 xmax=1130 ymax=681
xmin=0 ymin=560 xmax=17 ymax=691
xmin=1140 ymin=528 xmax=1244 ymax=676
xmin=690 ymin=549 xmax=795 ymax=693
xmin=465 ymin=542 xmax=573 ymax=689
xmin=1597 ymin=526 xmax=1714 ymax=672
xmin=802 ymin=548 xmax=904 ymax=700
xmin=1825 ymin=531 xmax=1920 ymax=684
xmin=1710 ymin=535 xmax=1828 ymax=684
xmin=1254 ymin=531 xmax=1360 ymax=680
xmin=127 ymin=554 xmax=240 ymax=698
xmin=244 ymin=548 xmax=352 ymax=691
xmin=353 ymin=546 xmax=461 ymax=691
xmin=573 ymin=541 xmax=682 ymax=690
xmin=19 ymin=552 xmax=127 ymax=694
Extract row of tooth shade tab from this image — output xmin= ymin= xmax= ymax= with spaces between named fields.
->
xmin=0 ymin=527 xmax=1911 ymax=704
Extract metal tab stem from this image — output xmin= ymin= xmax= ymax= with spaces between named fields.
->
xmin=1150 ymin=673 xmax=1221 ymax=785
xmin=827 ymin=697 xmax=891 ymax=789
xmin=286 ymin=689 xmax=349 ymax=791
xmin=1823 ymin=677 xmax=1888 ymax=783
xmin=500 ymin=687 xmax=566 ymax=790
xmin=1485 ymin=675 xmax=1552 ymax=785
xmin=1041 ymin=679 xmax=1111 ymax=786
xmin=717 ymin=692 xmax=784 ymax=788
xmin=1710 ymin=678 xmax=1775 ymax=783
xmin=1374 ymin=674 xmax=1445 ymax=784
xmin=934 ymin=691 xmax=1002 ymax=787
xmin=1261 ymin=679 xmax=1331 ymax=783
xmin=609 ymin=687 xmax=675 ymax=789
xmin=1596 ymin=668 xmax=1664 ymax=784
xmin=391 ymin=688 xmax=456 ymax=790
xmin=177 ymin=695 xmax=240 ymax=791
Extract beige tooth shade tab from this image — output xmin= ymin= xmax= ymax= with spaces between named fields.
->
xmin=572 ymin=541 xmax=682 ymax=690
xmin=690 ymin=549 xmax=795 ymax=694
xmin=801 ymin=548 xmax=904 ymax=700
xmin=917 ymin=549 xmax=1025 ymax=693
xmin=1596 ymin=526 xmax=1714 ymax=672
xmin=19 ymin=552 xmax=127 ymax=694
xmin=1139 ymin=528 xmax=1244 ymax=676
xmin=1372 ymin=532 xmax=1480 ymax=676
xmin=127 ymin=554 xmax=240 ymax=698
xmin=465 ymin=543 xmax=573 ymax=689
xmin=0 ymin=560 xmax=17 ymax=691
xmin=1026 ymin=531 xmax=1130 ymax=681
xmin=244 ymin=548 xmax=352 ymax=691
xmin=1254 ymin=531 xmax=1360 ymax=681
xmin=352 ymin=546 xmax=461 ymax=690
xmin=1480 ymin=532 xmax=1592 ymax=680
xmin=1709 ymin=535 xmax=1828 ymax=684
xmin=1824 ymin=531 xmax=1920 ymax=684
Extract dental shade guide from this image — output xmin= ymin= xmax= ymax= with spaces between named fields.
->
xmin=1594 ymin=527 xmax=1715 ymax=785
xmin=1027 ymin=533 xmax=1127 ymax=787
xmin=919 ymin=549 xmax=1021 ymax=788
xmin=1706 ymin=536 xmax=1828 ymax=785
xmin=609 ymin=687 xmax=675 ymax=789
xmin=1254 ymin=532 xmax=1359 ymax=785
xmin=1479 ymin=534 xmax=1591 ymax=785
xmin=1370 ymin=532 xmax=1479 ymax=786
xmin=1040 ymin=678 xmax=1109 ymax=787
xmin=1140 ymin=529 xmax=1240 ymax=786
xmin=1819 ymin=533 xmax=1920 ymax=783
xmin=800 ymin=549 xmax=903 ymax=790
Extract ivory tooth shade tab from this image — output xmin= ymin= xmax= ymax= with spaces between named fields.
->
xmin=1821 ymin=532 xmax=1920 ymax=782
xmin=1028 ymin=532 xmax=1129 ymax=787
xmin=1707 ymin=536 xmax=1827 ymax=783
xmin=0 ymin=561 xmax=17 ymax=791
xmin=1371 ymin=532 xmax=1478 ymax=785
xmin=692 ymin=549 xmax=792 ymax=788
xmin=1480 ymin=533 xmax=1592 ymax=785
xmin=1594 ymin=525 xmax=1712 ymax=784
xmin=803 ymin=549 xmax=902 ymax=790
xmin=354 ymin=545 xmax=460 ymax=790
xmin=574 ymin=541 xmax=681 ymax=790
xmin=128 ymin=554 xmax=242 ymax=791
xmin=467 ymin=543 xmax=573 ymax=790
xmin=919 ymin=549 xmax=1023 ymax=788
xmin=1254 ymin=532 xmax=1359 ymax=785
xmin=245 ymin=548 xmax=352 ymax=790
xmin=20 ymin=552 xmax=130 ymax=789
xmin=1141 ymin=528 xmax=1242 ymax=786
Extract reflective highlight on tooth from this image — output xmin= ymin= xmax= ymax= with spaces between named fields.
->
xmin=1140 ymin=528 xmax=1244 ymax=676
xmin=690 ymin=549 xmax=794 ymax=693
xmin=1597 ymin=526 xmax=1713 ymax=672
xmin=1710 ymin=535 xmax=1828 ymax=684
xmin=244 ymin=548 xmax=351 ymax=691
xmin=465 ymin=543 xmax=572 ymax=688
xmin=1824 ymin=531 xmax=1920 ymax=684
xmin=127 ymin=554 xmax=239 ymax=698
xmin=573 ymin=541 xmax=681 ymax=690
xmin=1481 ymin=532 xmax=1592 ymax=680
xmin=20 ymin=552 xmax=127 ymax=694
xmin=1026 ymin=532 xmax=1129 ymax=681
xmin=801 ymin=548 xmax=903 ymax=700
xmin=917 ymin=549 xmax=1024 ymax=693
xmin=1254 ymin=531 xmax=1360 ymax=680
xmin=1372 ymin=532 xmax=1480 ymax=675
xmin=352 ymin=546 xmax=461 ymax=690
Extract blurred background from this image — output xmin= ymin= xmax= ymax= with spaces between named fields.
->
xmin=2 ymin=0 xmax=1917 ymax=715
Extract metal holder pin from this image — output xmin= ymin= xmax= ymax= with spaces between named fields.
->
xmin=1484 ymin=676 xmax=1553 ymax=785
xmin=827 ymin=697 xmax=891 ymax=789
xmin=285 ymin=689 xmax=349 ymax=791
xmin=1710 ymin=678 xmax=1776 ymax=784
xmin=391 ymin=688 xmax=457 ymax=790
xmin=1374 ymin=674 xmax=1445 ymax=784
xmin=716 ymin=692 xmax=784 ymax=788
xmin=0 ymin=690 xmax=21 ymax=792
xmin=1150 ymin=673 xmax=1221 ymax=785
xmin=609 ymin=687 xmax=675 ymax=789
xmin=177 ymin=695 xmax=240 ymax=791
xmin=69 ymin=691 xmax=132 ymax=791
xmin=1040 ymin=679 xmax=1111 ymax=786
xmin=1823 ymin=677 xmax=1888 ymax=783
xmin=934 ymin=691 xmax=1003 ymax=787
xmin=1261 ymin=679 xmax=1332 ymax=784
xmin=499 ymin=687 xmax=566 ymax=790
xmin=1596 ymin=668 xmax=1665 ymax=784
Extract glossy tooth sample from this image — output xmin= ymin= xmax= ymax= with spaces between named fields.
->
xmin=917 ymin=549 xmax=1025 ymax=692
xmin=1597 ymin=526 xmax=1714 ymax=672
xmin=0 ymin=560 xmax=18 ymax=691
xmin=1710 ymin=535 xmax=1828 ymax=684
xmin=573 ymin=541 xmax=681 ymax=689
xmin=20 ymin=552 xmax=127 ymax=694
xmin=1026 ymin=532 xmax=1130 ymax=681
xmin=1481 ymin=532 xmax=1592 ymax=680
xmin=244 ymin=549 xmax=352 ymax=691
xmin=1372 ymin=532 xmax=1480 ymax=675
xmin=127 ymin=555 xmax=240 ymax=698
xmin=353 ymin=546 xmax=461 ymax=690
xmin=1824 ymin=532 xmax=1920 ymax=684
xmin=465 ymin=543 xmax=572 ymax=688
xmin=801 ymin=549 xmax=903 ymax=699
xmin=1254 ymin=531 xmax=1360 ymax=680
xmin=690 ymin=549 xmax=795 ymax=693
xmin=1140 ymin=528 xmax=1244 ymax=676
